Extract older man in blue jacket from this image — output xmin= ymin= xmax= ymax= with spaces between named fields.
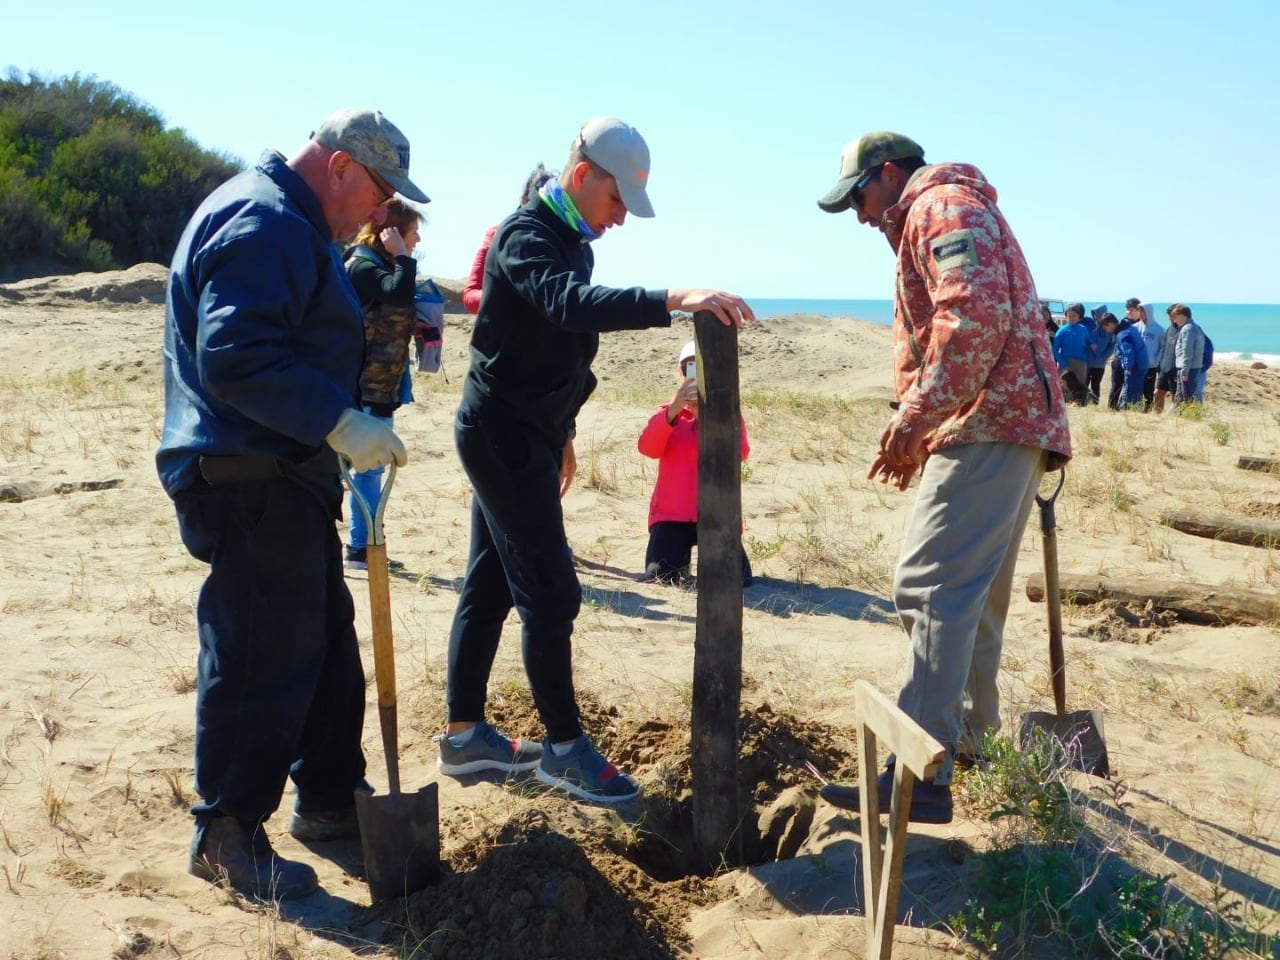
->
xmin=157 ymin=109 xmax=426 ymax=900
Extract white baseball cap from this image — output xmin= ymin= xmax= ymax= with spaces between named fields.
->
xmin=576 ymin=117 xmax=654 ymax=217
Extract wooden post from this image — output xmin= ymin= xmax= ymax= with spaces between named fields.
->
xmin=1026 ymin=572 xmax=1280 ymax=626
xmin=1237 ymin=455 xmax=1280 ymax=474
xmin=1160 ymin=508 xmax=1280 ymax=548
xmin=690 ymin=311 xmax=746 ymax=873
xmin=854 ymin=681 xmax=946 ymax=960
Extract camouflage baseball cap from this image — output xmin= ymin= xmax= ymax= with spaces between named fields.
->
xmin=816 ymin=132 xmax=925 ymax=213
xmin=311 ymin=108 xmax=430 ymax=204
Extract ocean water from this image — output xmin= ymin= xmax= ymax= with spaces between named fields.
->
xmin=750 ymin=298 xmax=1280 ymax=365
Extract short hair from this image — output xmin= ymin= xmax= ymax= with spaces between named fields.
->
xmin=1170 ymin=303 xmax=1192 ymax=320
xmin=566 ymin=138 xmax=608 ymax=179
xmin=1100 ymin=312 xmax=1119 ymax=327
xmin=1125 ymin=297 xmax=1141 ymax=309
xmin=890 ymin=155 xmax=928 ymax=176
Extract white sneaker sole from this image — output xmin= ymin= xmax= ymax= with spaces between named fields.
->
xmin=437 ymin=757 xmax=540 ymax=776
xmin=534 ymin=766 xmax=640 ymax=804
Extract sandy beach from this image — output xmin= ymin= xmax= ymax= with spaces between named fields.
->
xmin=1 ymin=264 xmax=1277 ymax=959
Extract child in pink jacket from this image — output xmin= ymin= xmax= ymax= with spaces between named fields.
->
xmin=637 ymin=341 xmax=752 ymax=586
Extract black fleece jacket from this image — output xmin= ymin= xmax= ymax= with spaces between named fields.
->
xmin=460 ymin=199 xmax=671 ymax=446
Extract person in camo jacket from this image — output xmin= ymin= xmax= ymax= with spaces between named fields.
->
xmin=814 ymin=131 xmax=1072 ymax=824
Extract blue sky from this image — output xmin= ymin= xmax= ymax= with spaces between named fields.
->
xmin=6 ymin=0 xmax=1278 ymax=303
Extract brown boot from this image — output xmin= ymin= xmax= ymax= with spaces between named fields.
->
xmin=189 ymin=815 xmax=318 ymax=900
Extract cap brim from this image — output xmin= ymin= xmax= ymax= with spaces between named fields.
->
xmin=617 ymin=181 xmax=655 ymax=218
xmin=384 ymin=172 xmax=430 ymax=204
xmin=817 ymin=175 xmax=858 ymax=213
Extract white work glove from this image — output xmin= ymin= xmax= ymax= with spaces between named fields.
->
xmin=325 ymin=409 xmax=408 ymax=472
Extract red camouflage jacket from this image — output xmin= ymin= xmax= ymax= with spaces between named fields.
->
xmin=879 ymin=163 xmax=1072 ymax=464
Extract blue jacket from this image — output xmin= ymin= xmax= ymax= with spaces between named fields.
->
xmin=1052 ymin=322 xmax=1090 ymax=366
xmin=1115 ymin=324 xmax=1150 ymax=376
xmin=1087 ymin=325 xmax=1115 ymax=368
xmin=156 ymin=151 xmax=363 ymax=500
xmin=462 ymin=198 xmax=671 ymax=446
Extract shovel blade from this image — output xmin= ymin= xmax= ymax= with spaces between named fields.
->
xmin=1017 ymin=710 xmax=1111 ymax=778
xmin=356 ymin=784 xmax=440 ymax=902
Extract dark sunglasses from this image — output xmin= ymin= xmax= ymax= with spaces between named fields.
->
xmin=361 ymin=163 xmax=396 ymax=204
xmin=849 ymin=164 xmax=883 ymax=210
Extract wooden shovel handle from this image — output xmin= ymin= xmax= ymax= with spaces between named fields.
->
xmin=339 ymin=459 xmax=401 ymax=795
xmin=1037 ymin=470 xmax=1067 ymax=717
xmin=366 ymin=541 xmax=400 ymax=794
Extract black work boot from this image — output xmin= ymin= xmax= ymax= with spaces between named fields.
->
xmin=288 ymin=781 xmax=373 ymax=841
xmin=189 ymin=815 xmax=318 ymax=899
xmin=819 ymin=764 xmax=953 ymax=825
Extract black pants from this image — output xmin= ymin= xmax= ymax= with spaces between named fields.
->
xmin=1107 ymin=358 xmax=1124 ymax=410
xmin=1142 ymin=368 xmax=1158 ymax=410
xmin=174 ymin=478 xmax=366 ymax=828
xmin=644 ymin=521 xmax=753 ymax=585
xmin=447 ymin=406 xmax=583 ymax=743
xmin=1086 ymin=367 xmax=1105 ymax=404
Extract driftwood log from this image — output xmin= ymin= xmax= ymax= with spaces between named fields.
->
xmin=1026 ymin=573 xmax=1280 ymax=626
xmin=1160 ymin=509 xmax=1280 ymax=548
xmin=1237 ymin=455 xmax=1280 ymax=474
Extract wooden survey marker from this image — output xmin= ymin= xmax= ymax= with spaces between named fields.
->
xmin=690 ymin=312 xmax=746 ymax=872
xmin=855 ymin=681 xmax=946 ymax=960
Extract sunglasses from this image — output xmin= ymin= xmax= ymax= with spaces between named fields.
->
xmin=849 ymin=164 xmax=883 ymax=210
xmin=361 ymin=163 xmax=396 ymax=204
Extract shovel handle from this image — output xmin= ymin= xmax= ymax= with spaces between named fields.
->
xmin=340 ymin=459 xmax=401 ymax=795
xmin=1037 ymin=470 xmax=1067 ymax=716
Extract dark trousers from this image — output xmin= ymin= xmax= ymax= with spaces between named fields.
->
xmin=644 ymin=520 xmax=753 ymax=585
xmin=447 ymin=407 xmax=583 ymax=743
xmin=1107 ymin=358 xmax=1124 ymax=410
xmin=174 ymin=478 xmax=366 ymax=828
xmin=1086 ymin=366 xmax=1105 ymax=403
xmin=1118 ymin=365 xmax=1149 ymax=409
xmin=1142 ymin=368 xmax=1158 ymax=410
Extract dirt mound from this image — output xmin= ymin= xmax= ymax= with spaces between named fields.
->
xmin=1081 ymin=599 xmax=1180 ymax=644
xmin=0 ymin=262 xmax=167 ymax=305
xmin=385 ymin=810 xmax=686 ymax=960
xmin=378 ymin=694 xmax=861 ymax=956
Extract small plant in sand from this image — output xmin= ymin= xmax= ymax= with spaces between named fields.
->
xmin=950 ymin=731 xmax=1278 ymax=958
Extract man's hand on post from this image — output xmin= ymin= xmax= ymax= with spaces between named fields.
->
xmin=325 ymin=409 xmax=408 ymax=472
xmin=666 ymin=289 xmax=756 ymax=327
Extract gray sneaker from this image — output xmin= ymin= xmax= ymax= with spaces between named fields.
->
xmin=437 ymin=721 xmax=543 ymax=776
xmin=535 ymin=735 xmax=641 ymax=804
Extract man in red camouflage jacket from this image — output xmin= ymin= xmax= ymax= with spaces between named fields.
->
xmin=815 ymin=132 xmax=1072 ymax=824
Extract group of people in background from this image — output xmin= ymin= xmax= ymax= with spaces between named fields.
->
xmin=1050 ymin=296 xmax=1211 ymax=411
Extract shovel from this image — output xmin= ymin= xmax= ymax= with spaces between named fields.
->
xmin=1017 ymin=468 xmax=1111 ymax=777
xmin=341 ymin=460 xmax=440 ymax=901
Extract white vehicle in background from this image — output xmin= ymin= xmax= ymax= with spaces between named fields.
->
xmin=1039 ymin=298 xmax=1067 ymax=330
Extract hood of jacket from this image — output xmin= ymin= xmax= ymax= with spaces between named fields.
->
xmin=881 ymin=163 xmax=998 ymax=252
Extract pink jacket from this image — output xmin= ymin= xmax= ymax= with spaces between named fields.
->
xmin=638 ymin=405 xmax=750 ymax=528
xmin=880 ymin=163 xmax=1071 ymax=464
xmin=461 ymin=224 xmax=498 ymax=315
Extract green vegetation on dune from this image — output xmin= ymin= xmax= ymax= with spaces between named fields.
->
xmin=0 ymin=70 xmax=243 ymax=277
